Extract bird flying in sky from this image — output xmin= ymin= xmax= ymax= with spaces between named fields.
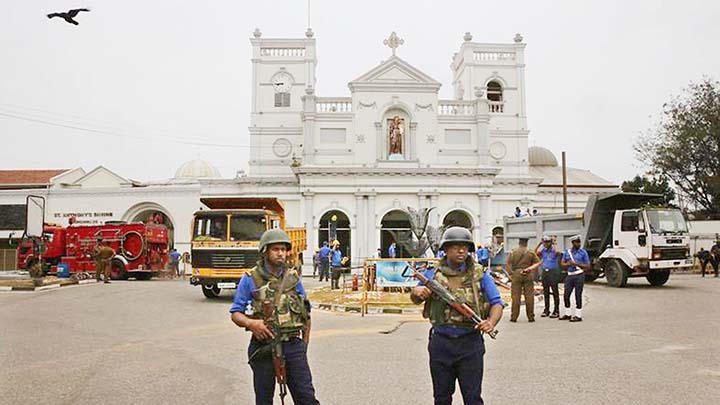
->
xmin=47 ymin=8 xmax=90 ymax=26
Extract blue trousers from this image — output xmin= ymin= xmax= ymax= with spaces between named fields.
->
xmin=248 ymin=338 xmax=319 ymax=405
xmin=428 ymin=328 xmax=486 ymax=405
xmin=564 ymin=273 xmax=584 ymax=309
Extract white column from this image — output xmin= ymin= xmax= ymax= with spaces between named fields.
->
xmin=478 ymin=192 xmax=492 ymax=243
xmin=429 ymin=193 xmax=440 ymax=229
xmin=354 ymin=193 xmax=365 ymax=264
xmin=302 ymin=191 xmax=315 ymax=276
xmin=367 ymin=193 xmax=377 ymax=254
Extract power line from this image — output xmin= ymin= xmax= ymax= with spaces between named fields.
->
xmin=0 ymin=101 xmax=230 ymax=144
xmin=0 ymin=110 xmax=269 ymax=149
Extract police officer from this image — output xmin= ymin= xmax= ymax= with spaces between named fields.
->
xmin=318 ymin=241 xmax=331 ymax=282
xmin=94 ymin=237 xmax=115 ymax=284
xmin=507 ymin=237 xmax=541 ymax=322
xmin=230 ymin=229 xmax=319 ymax=405
xmin=560 ymin=235 xmax=590 ymax=322
xmin=410 ymin=227 xmax=504 ymax=405
xmin=536 ymin=235 xmax=560 ymax=318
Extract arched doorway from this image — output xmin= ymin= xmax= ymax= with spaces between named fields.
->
xmin=318 ymin=210 xmax=351 ymax=262
xmin=442 ymin=210 xmax=473 ymax=230
xmin=380 ymin=210 xmax=412 ymax=258
xmin=122 ymin=203 xmax=175 ymax=249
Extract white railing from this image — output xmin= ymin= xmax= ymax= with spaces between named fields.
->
xmin=316 ymin=98 xmax=352 ymax=113
xmin=260 ymin=47 xmax=306 ymax=57
xmin=473 ymin=51 xmax=515 ymax=61
xmin=488 ymin=101 xmax=505 ymax=113
xmin=438 ymin=101 xmax=475 ymax=116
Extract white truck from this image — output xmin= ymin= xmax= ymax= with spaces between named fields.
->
xmin=504 ymin=192 xmax=692 ymax=287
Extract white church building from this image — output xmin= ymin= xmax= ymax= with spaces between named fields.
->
xmin=0 ymin=30 xmax=617 ymax=270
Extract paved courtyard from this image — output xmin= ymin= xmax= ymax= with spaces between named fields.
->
xmin=1 ymin=274 xmax=718 ymax=404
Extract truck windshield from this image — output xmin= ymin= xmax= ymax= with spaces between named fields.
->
xmin=193 ymin=215 xmax=228 ymax=241
xmin=230 ymin=215 xmax=266 ymax=241
xmin=646 ymin=210 xmax=688 ymax=234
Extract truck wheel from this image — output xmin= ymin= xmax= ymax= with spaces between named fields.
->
xmin=646 ymin=270 xmax=670 ymax=286
xmin=202 ymin=284 xmax=221 ymax=299
xmin=605 ymin=259 xmax=629 ymax=288
xmin=110 ymin=260 xmax=128 ymax=280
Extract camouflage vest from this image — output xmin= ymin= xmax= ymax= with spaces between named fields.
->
xmin=423 ymin=262 xmax=489 ymax=329
xmin=249 ymin=264 xmax=308 ymax=337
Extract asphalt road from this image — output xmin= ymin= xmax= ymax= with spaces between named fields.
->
xmin=1 ymin=275 xmax=719 ymax=404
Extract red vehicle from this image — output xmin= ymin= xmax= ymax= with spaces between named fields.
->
xmin=16 ymin=222 xmax=170 ymax=280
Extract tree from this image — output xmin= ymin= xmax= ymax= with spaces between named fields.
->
xmin=635 ymin=77 xmax=720 ymax=215
xmin=621 ymin=175 xmax=676 ymax=206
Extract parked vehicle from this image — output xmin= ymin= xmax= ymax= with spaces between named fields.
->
xmin=504 ymin=192 xmax=692 ymax=287
xmin=189 ymin=198 xmax=307 ymax=298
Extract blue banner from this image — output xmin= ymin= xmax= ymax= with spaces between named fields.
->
xmin=376 ymin=261 xmax=417 ymax=287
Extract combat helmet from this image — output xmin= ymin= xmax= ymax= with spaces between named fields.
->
xmin=258 ymin=229 xmax=292 ymax=253
xmin=439 ymin=227 xmax=474 ymax=251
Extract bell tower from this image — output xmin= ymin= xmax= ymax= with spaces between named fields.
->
xmin=248 ymin=28 xmax=317 ymax=176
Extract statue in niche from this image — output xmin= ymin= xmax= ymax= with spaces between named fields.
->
xmin=388 ymin=115 xmax=404 ymax=158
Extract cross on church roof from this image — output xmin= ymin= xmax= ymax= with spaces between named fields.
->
xmin=383 ymin=32 xmax=404 ymax=55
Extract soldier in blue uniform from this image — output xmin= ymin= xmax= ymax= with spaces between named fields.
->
xmin=230 ymin=229 xmax=320 ymax=405
xmin=560 ymin=234 xmax=590 ymax=322
xmin=536 ymin=235 xmax=560 ymax=318
xmin=410 ymin=227 xmax=504 ymax=404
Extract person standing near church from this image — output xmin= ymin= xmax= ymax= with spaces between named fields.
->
xmin=94 ymin=237 xmax=115 ymax=284
xmin=410 ymin=227 xmax=503 ymax=404
xmin=560 ymin=235 xmax=590 ymax=322
xmin=230 ymin=229 xmax=320 ymax=405
xmin=330 ymin=242 xmax=343 ymax=290
xmin=388 ymin=242 xmax=397 ymax=259
xmin=507 ymin=237 xmax=541 ymax=322
xmin=318 ymin=241 xmax=331 ymax=282
xmin=536 ymin=236 xmax=560 ymax=318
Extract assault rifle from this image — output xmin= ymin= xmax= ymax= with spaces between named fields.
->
xmin=261 ymin=300 xmax=288 ymax=405
xmin=403 ymin=264 xmax=498 ymax=339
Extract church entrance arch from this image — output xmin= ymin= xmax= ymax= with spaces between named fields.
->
xmin=380 ymin=210 xmax=412 ymax=258
xmin=122 ymin=202 xmax=175 ymax=248
xmin=318 ymin=210 xmax=351 ymax=263
xmin=442 ymin=210 xmax=473 ymax=230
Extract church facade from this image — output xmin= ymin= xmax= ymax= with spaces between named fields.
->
xmin=234 ymin=29 xmax=616 ymax=264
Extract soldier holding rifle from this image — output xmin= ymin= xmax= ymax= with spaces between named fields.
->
xmin=230 ymin=229 xmax=319 ymax=405
xmin=410 ymin=227 xmax=504 ymax=405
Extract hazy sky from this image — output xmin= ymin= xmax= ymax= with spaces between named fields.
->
xmin=2 ymin=1 xmax=718 ymax=184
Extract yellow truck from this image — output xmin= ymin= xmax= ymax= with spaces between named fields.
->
xmin=189 ymin=198 xmax=307 ymax=298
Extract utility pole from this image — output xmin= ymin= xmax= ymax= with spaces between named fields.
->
xmin=562 ymin=151 xmax=568 ymax=213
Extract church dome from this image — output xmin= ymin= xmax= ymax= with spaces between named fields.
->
xmin=528 ymin=146 xmax=558 ymax=167
xmin=174 ymin=159 xmax=221 ymax=179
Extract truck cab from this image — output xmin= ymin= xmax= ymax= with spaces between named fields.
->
xmin=189 ymin=198 xmax=307 ymax=298
xmin=16 ymin=225 xmax=66 ymax=272
xmin=600 ymin=207 xmax=691 ymax=286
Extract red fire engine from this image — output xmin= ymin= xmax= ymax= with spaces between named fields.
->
xmin=16 ymin=222 xmax=170 ymax=280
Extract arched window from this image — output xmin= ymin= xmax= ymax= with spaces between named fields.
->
xmin=380 ymin=210 xmax=412 ymax=258
xmin=487 ymin=81 xmax=503 ymax=102
xmin=442 ymin=210 xmax=473 ymax=230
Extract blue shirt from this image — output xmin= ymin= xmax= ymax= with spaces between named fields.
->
xmin=318 ymin=246 xmax=331 ymax=263
xmin=538 ymin=247 xmax=559 ymax=270
xmin=229 ymin=267 xmax=308 ymax=314
xmin=169 ymin=251 xmax=181 ymax=263
xmin=562 ymin=248 xmax=590 ymax=273
xmin=331 ymin=249 xmax=342 ymax=266
xmin=435 ymin=249 xmax=446 ymax=259
xmin=476 ymin=248 xmax=490 ymax=265
xmin=388 ymin=244 xmax=397 ymax=258
xmin=418 ymin=263 xmax=504 ymax=337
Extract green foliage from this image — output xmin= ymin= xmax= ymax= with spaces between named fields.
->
xmin=621 ymin=175 xmax=676 ymax=206
xmin=635 ymin=77 xmax=720 ymax=215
